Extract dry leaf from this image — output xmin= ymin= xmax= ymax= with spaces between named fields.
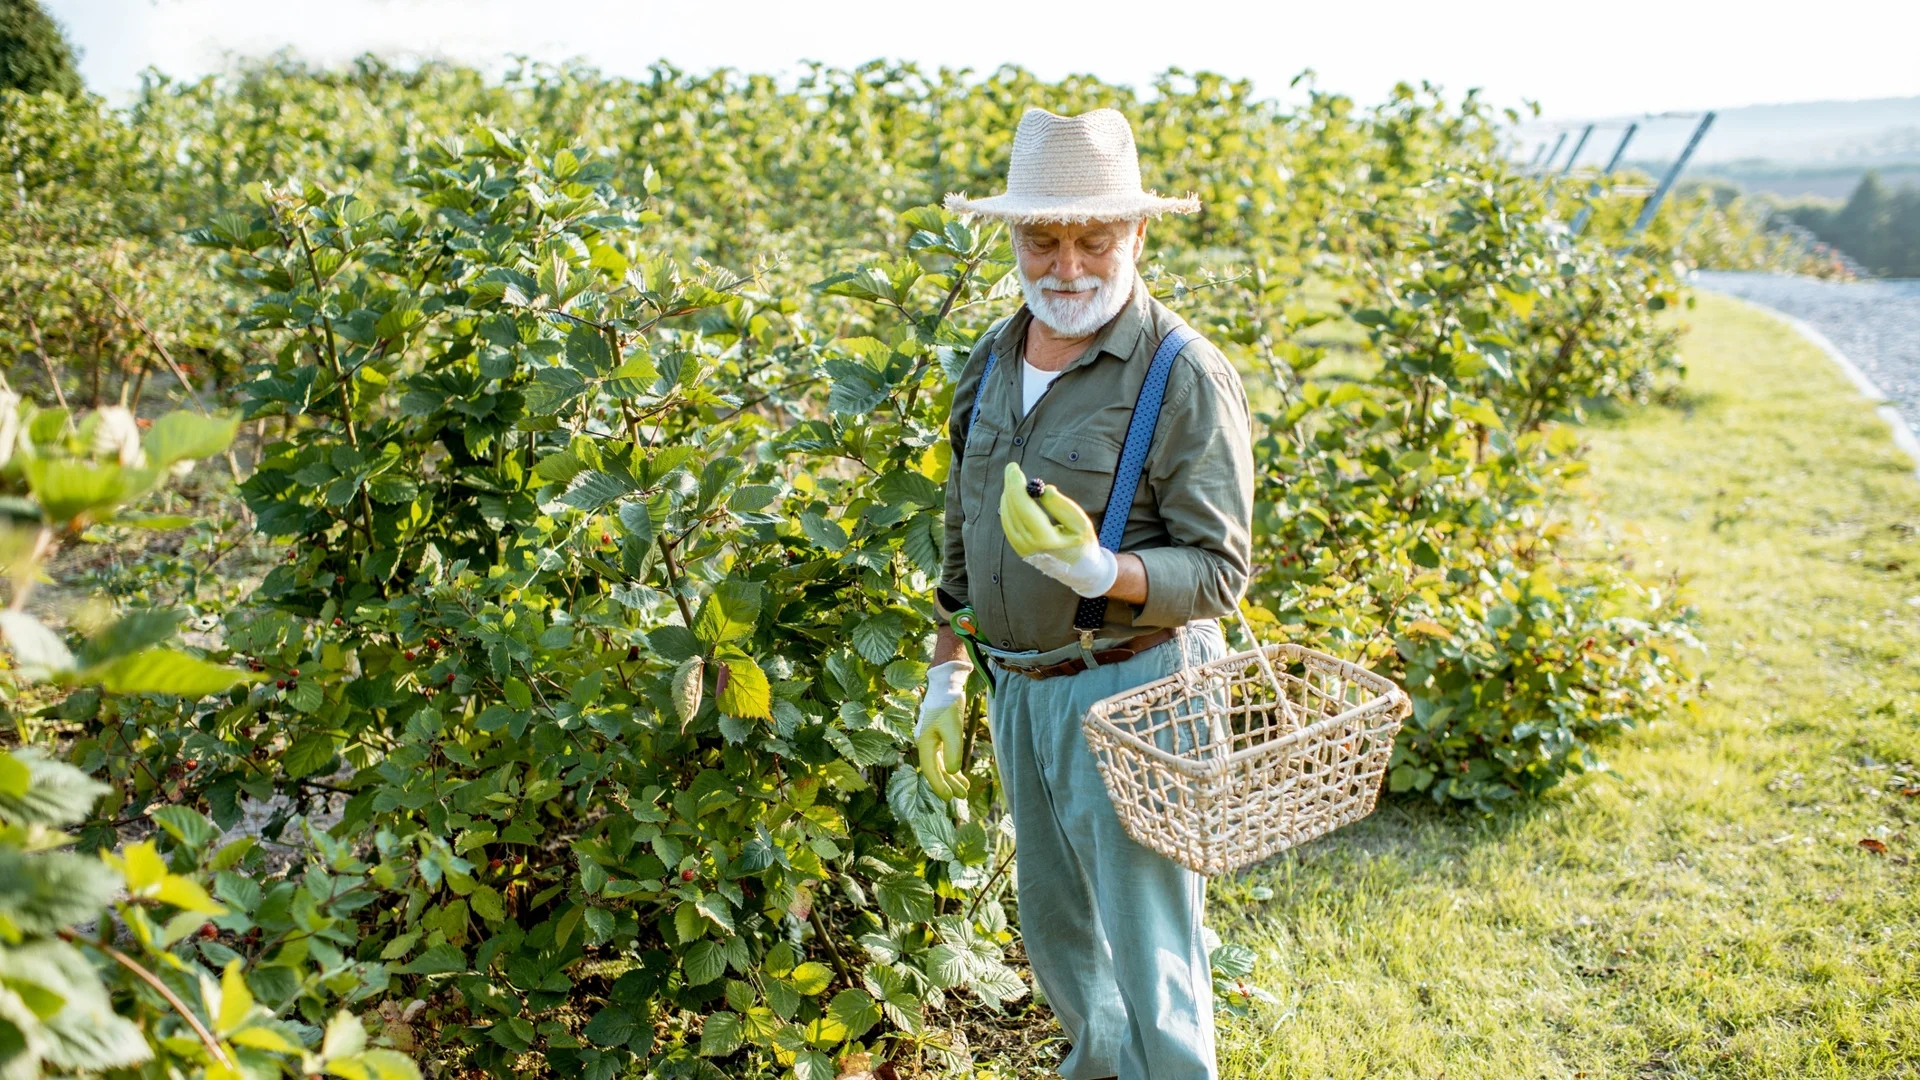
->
xmin=1858 ymin=838 xmax=1888 ymax=854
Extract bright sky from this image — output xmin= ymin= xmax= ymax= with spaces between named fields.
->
xmin=49 ymin=0 xmax=1920 ymax=122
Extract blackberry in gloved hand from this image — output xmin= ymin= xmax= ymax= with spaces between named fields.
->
xmin=999 ymin=461 xmax=1118 ymax=598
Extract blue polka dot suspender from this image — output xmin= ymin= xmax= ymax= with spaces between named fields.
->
xmin=963 ymin=322 xmax=1202 ymax=634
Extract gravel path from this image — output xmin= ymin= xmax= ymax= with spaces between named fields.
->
xmin=1694 ymin=272 xmax=1920 ymax=442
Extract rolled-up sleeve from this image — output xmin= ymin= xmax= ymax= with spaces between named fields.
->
xmin=1132 ymin=343 xmax=1255 ymax=628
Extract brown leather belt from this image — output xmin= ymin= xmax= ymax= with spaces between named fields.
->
xmin=989 ymin=628 xmax=1178 ymax=681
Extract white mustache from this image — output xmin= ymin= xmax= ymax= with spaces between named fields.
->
xmin=1034 ymin=275 xmax=1104 ymax=297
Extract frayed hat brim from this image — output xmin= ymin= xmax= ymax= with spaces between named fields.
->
xmin=943 ymin=190 xmax=1200 ymax=224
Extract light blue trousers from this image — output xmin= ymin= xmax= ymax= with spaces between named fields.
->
xmin=985 ymin=621 xmax=1224 ymax=1080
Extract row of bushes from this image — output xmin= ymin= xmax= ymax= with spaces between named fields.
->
xmin=4 ymin=58 xmax=1701 ymax=1077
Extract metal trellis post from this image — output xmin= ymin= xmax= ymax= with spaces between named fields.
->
xmin=1628 ymin=111 xmax=1716 ymax=238
xmin=1570 ymin=121 xmax=1639 ymax=235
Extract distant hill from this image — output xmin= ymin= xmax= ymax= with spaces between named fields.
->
xmin=1513 ymin=96 xmax=1920 ymax=200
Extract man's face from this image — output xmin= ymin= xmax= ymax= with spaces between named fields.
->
xmin=1013 ymin=219 xmax=1146 ymax=337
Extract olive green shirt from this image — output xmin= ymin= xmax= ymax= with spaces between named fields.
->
xmin=940 ymin=276 xmax=1255 ymax=653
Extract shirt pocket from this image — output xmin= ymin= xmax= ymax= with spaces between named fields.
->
xmin=957 ymin=423 xmax=1001 ymax=523
xmin=1036 ymin=430 xmax=1124 ymax=523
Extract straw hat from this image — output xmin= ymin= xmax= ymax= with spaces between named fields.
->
xmin=944 ymin=107 xmax=1200 ymax=224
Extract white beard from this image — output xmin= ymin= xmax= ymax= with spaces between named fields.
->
xmin=1019 ymin=251 xmax=1137 ymax=337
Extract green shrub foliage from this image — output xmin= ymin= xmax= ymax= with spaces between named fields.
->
xmin=2 ymin=60 xmax=1709 ymax=1077
xmin=0 ymin=0 xmax=81 ymax=97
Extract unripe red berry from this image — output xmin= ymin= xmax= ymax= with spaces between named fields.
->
xmin=275 ymin=679 xmax=286 ymax=689
xmin=404 ymin=650 xmax=416 ymax=661
xmin=333 ymin=617 xmax=343 ymax=627
xmin=199 ymin=924 xmax=218 ymax=940
xmin=444 ymin=671 xmax=455 ymax=683
xmin=680 ymin=869 xmax=696 ymax=882
xmin=289 ymin=668 xmax=299 ymax=677
xmin=600 ymin=532 xmax=611 ymax=544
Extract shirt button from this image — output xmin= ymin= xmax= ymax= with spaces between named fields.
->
xmin=991 ymin=573 xmax=1000 ymax=583
xmin=1000 ymin=639 xmax=1011 ymax=647
xmin=1012 ymin=436 xmax=1024 ymax=447
xmin=1068 ymin=451 xmax=1079 ymax=461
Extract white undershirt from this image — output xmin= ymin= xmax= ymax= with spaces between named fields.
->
xmin=1021 ymin=359 xmax=1066 ymax=417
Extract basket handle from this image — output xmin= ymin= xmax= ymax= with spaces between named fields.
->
xmin=1222 ymin=602 xmax=1289 ymax=705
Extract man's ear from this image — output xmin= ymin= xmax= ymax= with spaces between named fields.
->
xmin=1133 ymin=218 xmax=1149 ymax=260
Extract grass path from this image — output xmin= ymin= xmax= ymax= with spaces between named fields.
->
xmin=1212 ymin=292 xmax=1920 ymax=1079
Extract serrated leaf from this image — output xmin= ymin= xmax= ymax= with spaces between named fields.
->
xmin=281 ymin=732 xmax=337 ymax=780
xmin=850 ymin=613 xmax=904 ymax=665
xmin=683 ymin=939 xmax=726 ymax=986
xmin=565 ymin=324 xmax=613 ymax=374
xmin=875 ymin=873 xmax=934 ymax=924
xmin=150 ymin=805 xmax=218 ymax=849
xmin=0 ymin=748 xmax=106 ymax=828
xmin=799 ymin=512 xmax=847 ymax=552
xmin=698 ymin=1010 xmax=743 ymax=1056
xmin=714 ymin=651 xmax=771 ymax=720
xmin=827 ymin=988 xmax=880 ymax=1041
xmin=693 ymin=579 xmax=760 ymax=645
xmin=561 ymin=470 xmax=636 ymax=511
xmin=582 ymin=1005 xmax=637 ymax=1047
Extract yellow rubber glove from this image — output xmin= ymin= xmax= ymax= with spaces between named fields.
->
xmin=999 ymin=462 xmax=1119 ymax=598
xmin=915 ymin=660 xmax=971 ymax=800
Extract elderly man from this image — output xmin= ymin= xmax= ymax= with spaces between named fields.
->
xmin=917 ymin=108 xmax=1254 ymax=1080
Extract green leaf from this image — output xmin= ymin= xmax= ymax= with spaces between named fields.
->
xmin=566 ymin=324 xmax=614 ymax=374
xmin=793 ymin=1049 xmax=835 ymax=1080
xmin=850 ymin=613 xmax=904 ymax=665
xmin=582 ymin=1005 xmax=637 ymax=1047
xmin=694 ymin=893 xmax=735 ymax=933
xmin=397 ymin=942 xmax=465 ymax=975
xmin=582 ymin=905 xmax=615 ymax=945
xmin=23 ymin=457 xmax=144 ymax=523
xmin=799 ymin=512 xmax=848 ymax=552
xmin=714 ymin=651 xmax=771 ymax=720
xmin=0 ymin=750 xmax=27 ymax=799
xmin=826 ymin=988 xmax=880 ymax=1040
xmin=674 ymin=901 xmax=705 ymax=944
xmin=281 ymin=732 xmax=338 ymax=780
xmin=875 ymin=872 xmax=934 ymax=924
xmin=150 ymin=805 xmax=218 ymax=849
xmin=788 ymin=961 xmax=832 ymax=996
xmin=143 ymin=412 xmax=241 ymax=467
xmin=0 ymin=749 xmax=107 ymax=829
xmin=79 ymin=648 xmax=259 ymax=697
xmin=698 ymin=1011 xmax=743 ymax=1057
xmin=648 ymin=625 xmax=701 ymax=663
xmin=0 ymin=850 xmax=119 ymax=932
xmin=693 ymin=579 xmax=761 ymax=645
xmin=683 ymin=939 xmax=726 ymax=986
xmin=367 ymin=475 xmax=419 ymax=504
xmin=561 ymin=470 xmax=637 ymax=511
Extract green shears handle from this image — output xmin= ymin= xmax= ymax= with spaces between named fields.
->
xmin=950 ymin=607 xmax=992 ymax=699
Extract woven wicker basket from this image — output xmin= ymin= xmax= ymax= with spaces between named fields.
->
xmin=1081 ymin=635 xmax=1411 ymax=877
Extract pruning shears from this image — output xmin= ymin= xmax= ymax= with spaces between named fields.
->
xmin=950 ymin=607 xmax=993 ymax=699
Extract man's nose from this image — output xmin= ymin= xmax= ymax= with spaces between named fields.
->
xmin=1054 ymin=245 xmax=1084 ymax=281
